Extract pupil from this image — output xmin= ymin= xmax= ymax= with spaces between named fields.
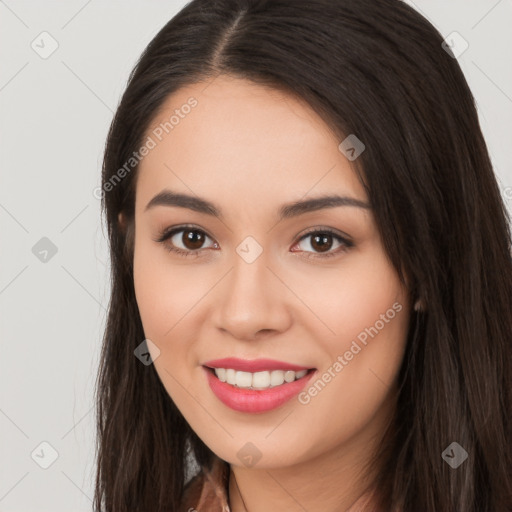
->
xmin=311 ymin=234 xmax=332 ymax=252
xmin=184 ymin=230 xmax=204 ymax=249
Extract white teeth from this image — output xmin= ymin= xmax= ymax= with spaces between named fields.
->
xmin=226 ymin=368 xmax=236 ymax=385
xmin=215 ymin=368 xmax=227 ymax=382
xmin=284 ymin=370 xmax=295 ymax=383
xmin=213 ymin=368 xmax=309 ymax=389
xmin=253 ymin=371 xmax=270 ymax=388
xmin=270 ymin=370 xmax=285 ymax=387
xmin=235 ymin=371 xmax=253 ymax=388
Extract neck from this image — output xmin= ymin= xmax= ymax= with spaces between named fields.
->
xmin=229 ymin=458 xmax=376 ymax=512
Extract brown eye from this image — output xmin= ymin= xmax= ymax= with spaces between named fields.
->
xmin=155 ymin=226 xmax=218 ymax=257
xmin=181 ymin=229 xmax=207 ymax=250
xmin=309 ymin=233 xmax=334 ymax=253
xmin=292 ymin=229 xmax=353 ymax=259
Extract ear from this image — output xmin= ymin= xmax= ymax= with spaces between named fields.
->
xmin=118 ymin=211 xmax=126 ymax=231
xmin=404 ymin=272 xmax=427 ymax=313
xmin=413 ymin=298 xmax=425 ymax=312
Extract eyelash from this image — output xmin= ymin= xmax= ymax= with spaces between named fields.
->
xmin=154 ymin=224 xmax=354 ymax=260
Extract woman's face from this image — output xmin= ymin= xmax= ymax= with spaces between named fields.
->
xmin=131 ymin=75 xmax=411 ymax=470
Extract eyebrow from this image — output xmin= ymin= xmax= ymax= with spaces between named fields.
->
xmin=144 ymin=189 xmax=371 ymax=219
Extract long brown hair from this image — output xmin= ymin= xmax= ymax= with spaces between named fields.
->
xmin=94 ymin=0 xmax=512 ymax=510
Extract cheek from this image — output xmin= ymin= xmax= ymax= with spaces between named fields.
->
xmin=301 ymin=308 xmax=408 ymax=451
xmin=133 ymin=239 xmax=205 ymax=408
xmin=285 ymin=245 xmax=406 ymax=344
xmin=133 ymin=238 xmax=206 ymax=340
xmin=327 ymin=250 xmax=410 ymax=386
xmin=291 ymin=249 xmax=409 ymax=434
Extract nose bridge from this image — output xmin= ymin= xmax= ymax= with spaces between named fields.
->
xmin=226 ymin=242 xmax=273 ymax=308
xmin=213 ymin=239 xmax=290 ymax=338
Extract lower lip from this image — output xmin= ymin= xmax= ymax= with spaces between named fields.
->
xmin=203 ymin=366 xmax=316 ymax=413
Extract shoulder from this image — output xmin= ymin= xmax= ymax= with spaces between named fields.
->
xmin=181 ymin=456 xmax=231 ymax=512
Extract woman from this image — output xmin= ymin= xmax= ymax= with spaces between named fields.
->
xmin=93 ymin=0 xmax=512 ymax=510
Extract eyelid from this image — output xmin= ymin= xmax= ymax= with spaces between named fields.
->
xmin=154 ymin=223 xmax=214 ymax=243
xmin=296 ymin=225 xmax=353 ymax=243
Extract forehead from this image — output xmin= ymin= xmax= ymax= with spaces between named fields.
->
xmin=136 ymin=75 xmax=367 ymax=215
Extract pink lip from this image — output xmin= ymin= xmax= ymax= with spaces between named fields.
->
xmin=202 ymin=357 xmax=313 ymax=372
xmin=203 ymin=366 xmax=317 ymax=413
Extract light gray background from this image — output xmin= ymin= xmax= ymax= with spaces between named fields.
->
xmin=1 ymin=1 xmax=511 ymax=510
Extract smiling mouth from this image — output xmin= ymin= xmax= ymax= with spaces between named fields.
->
xmin=204 ymin=366 xmax=316 ymax=390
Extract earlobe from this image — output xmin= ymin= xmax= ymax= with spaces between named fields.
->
xmin=403 ymin=272 xmax=425 ymax=312
xmin=414 ymin=297 xmax=425 ymax=312
xmin=118 ymin=211 xmax=129 ymax=236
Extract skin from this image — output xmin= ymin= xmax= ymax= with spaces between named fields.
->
xmin=127 ymin=74 xmax=412 ymax=511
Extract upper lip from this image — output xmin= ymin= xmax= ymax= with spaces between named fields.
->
xmin=202 ymin=357 xmax=315 ymax=373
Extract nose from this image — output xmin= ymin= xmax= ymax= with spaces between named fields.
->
xmin=213 ymin=249 xmax=292 ymax=341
